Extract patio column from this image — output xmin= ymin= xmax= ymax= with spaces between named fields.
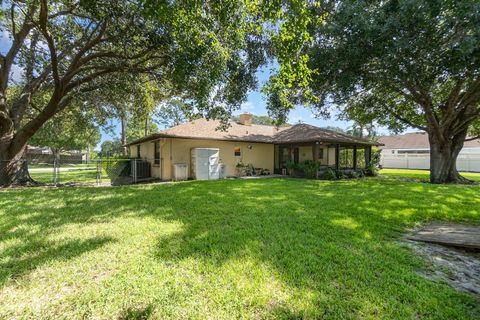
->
xmin=335 ymin=144 xmax=340 ymax=170
xmin=312 ymin=142 xmax=320 ymax=162
xmin=365 ymin=146 xmax=372 ymax=166
xmin=353 ymin=145 xmax=357 ymax=170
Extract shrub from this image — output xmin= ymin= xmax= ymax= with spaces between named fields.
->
xmin=357 ymin=169 xmax=365 ymax=178
xmin=365 ymin=164 xmax=379 ymax=177
xmin=285 ymin=160 xmax=300 ymax=176
xmin=337 ymin=170 xmax=347 ymax=179
xmin=364 ymin=148 xmax=381 ymax=176
xmin=323 ymin=168 xmax=337 ymax=180
xmin=299 ymin=160 xmax=320 ymax=179
xmin=347 ymin=170 xmax=359 ymax=179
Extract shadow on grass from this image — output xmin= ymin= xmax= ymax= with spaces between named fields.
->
xmin=0 ymin=178 xmax=479 ymax=317
xmin=0 ymin=236 xmax=114 ymax=286
xmin=118 ymin=304 xmax=154 ymax=320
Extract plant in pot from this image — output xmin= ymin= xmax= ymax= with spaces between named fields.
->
xmin=235 ymin=162 xmax=246 ymax=177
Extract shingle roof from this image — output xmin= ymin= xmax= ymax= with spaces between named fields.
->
xmin=273 ymin=123 xmax=376 ymax=145
xmin=126 ymin=118 xmax=377 ymax=146
xmin=378 ymin=132 xmax=480 ymax=149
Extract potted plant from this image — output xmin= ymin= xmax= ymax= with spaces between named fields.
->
xmin=235 ymin=162 xmax=246 ymax=177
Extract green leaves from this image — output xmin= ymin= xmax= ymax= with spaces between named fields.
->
xmin=270 ymin=0 xmax=480 ymax=134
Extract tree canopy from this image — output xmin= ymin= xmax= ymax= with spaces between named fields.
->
xmin=0 ymin=0 xmax=275 ymax=185
xmin=269 ymin=0 xmax=480 ymax=183
xmin=29 ymin=102 xmax=100 ymax=156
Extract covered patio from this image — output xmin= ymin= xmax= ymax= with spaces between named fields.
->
xmin=272 ymin=124 xmax=376 ymax=174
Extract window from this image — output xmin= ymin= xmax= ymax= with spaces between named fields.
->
xmin=318 ymin=148 xmax=324 ymax=159
xmin=154 ymin=141 xmax=160 ymax=165
xmin=136 ymin=145 xmax=141 ymax=158
xmin=234 ymin=146 xmax=241 ymax=157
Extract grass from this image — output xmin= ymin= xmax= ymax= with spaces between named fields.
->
xmin=380 ymin=168 xmax=480 ymax=182
xmin=0 ymin=178 xmax=479 ymax=319
xmin=29 ymin=167 xmax=98 ymax=184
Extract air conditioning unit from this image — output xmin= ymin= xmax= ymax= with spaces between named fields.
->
xmin=173 ymin=163 xmax=188 ymax=181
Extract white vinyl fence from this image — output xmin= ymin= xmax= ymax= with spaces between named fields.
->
xmin=381 ymin=152 xmax=480 ymax=172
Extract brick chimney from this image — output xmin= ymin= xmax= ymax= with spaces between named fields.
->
xmin=239 ymin=113 xmax=253 ymax=126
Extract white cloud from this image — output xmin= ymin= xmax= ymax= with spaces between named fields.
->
xmin=240 ymin=101 xmax=255 ymax=111
xmin=10 ymin=64 xmax=24 ymax=82
xmin=289 ymin=116 xmax=305 ymax=124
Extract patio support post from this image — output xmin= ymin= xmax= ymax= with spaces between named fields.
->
xmin=365 ymin=146 xmax=372 ymax=166
xmin=353 ymin=145 xmax=357 ymax=171
xmin=335 ymin=144 xmax=340 ymax=171
xmin=313 ymin=142 xmax=320 ymax=179
xmin=313 ymin=142 xmax=319 ymax=162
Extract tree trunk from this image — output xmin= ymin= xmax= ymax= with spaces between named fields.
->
xmin=429 ymin=131 xmax=471 ymax=184
xmin=144 ymin=116 xmax=149 ymax=136
xmin=0 ymin=142 xmax=34 ymax=186
xmin=120 ymin=114 xmax=127 ymax=156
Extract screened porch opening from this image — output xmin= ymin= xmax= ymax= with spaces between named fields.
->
xmin=274 ymin=143 xmax=372 ymax=174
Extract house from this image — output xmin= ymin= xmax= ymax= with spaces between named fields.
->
xmin=378 ymin=132 xmax=480 ymax=172
xmin=26 ymin=145 xmax=88 ymax=164
xmin=126 ymin=113 xmax=378 ymax=180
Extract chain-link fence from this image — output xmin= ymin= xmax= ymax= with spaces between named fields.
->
xmin=0 ymin=157 xmax=160 ymax=187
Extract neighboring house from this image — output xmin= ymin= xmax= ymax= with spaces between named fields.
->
xmin=126 ymin=113 xmax=377 ymax=180
xmin=26 ymin=145 xmax=88 ymax=163
xmin=378 ymin=132 xmax=480 ymax=172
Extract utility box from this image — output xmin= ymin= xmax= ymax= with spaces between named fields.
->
xmin=173 ymin=163 xmax=188 ymax=181
xmin=191 ymin=148 xmax=220 ymax=180
xmin=219 ymin=164 xmax=226 ymax=179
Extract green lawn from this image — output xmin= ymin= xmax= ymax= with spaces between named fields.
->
xmin=380 ymin=168 xmax=480 ymax=182
xmin=0 ymin=179 xmax=479 ymax=319
xmin=29 ymin=167 xmax=98 ymax=184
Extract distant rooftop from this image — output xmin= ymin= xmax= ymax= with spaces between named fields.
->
xmin=378 ymin=132 xmax=480 ymax=149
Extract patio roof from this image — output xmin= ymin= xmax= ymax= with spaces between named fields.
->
xmin=272 ymin=123 xmax=377 ymax=145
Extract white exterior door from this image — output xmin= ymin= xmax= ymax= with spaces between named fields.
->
xmin=192 ymin=148 xmax=221 ymax=180
xmin=196 ymin=149 xmax=210 ymax=180
xmin=208 ymin=149 xmax=220 ymax=180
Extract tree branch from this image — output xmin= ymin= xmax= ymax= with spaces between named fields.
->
xmin=65 ymin=22 xmax=108 ymax=76
xmin=10 ymin=3 xmax=16 ymax=36
xmin=465 ymin=135 xmax=480 ymax=142
xmin=0 ymin=2 xmax=37 ymax=92
xmin=38 ymin=0 xmax=60 ymax=86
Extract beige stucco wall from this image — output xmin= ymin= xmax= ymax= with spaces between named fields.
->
xmin=298 ymin=146 xmax=313 ymax=162
xmin=129 ymin=140 xmax=163 ymax=178
xmin=298 ymin=145 xmax=330 ymax=165
xmin=130 ymin=138 xmax=274 ymax=180
xmin=327 ymin=147 xmax=336 ymax=166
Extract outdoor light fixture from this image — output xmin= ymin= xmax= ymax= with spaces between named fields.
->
xmin=247 ymin=145 xmax=253 ymax=149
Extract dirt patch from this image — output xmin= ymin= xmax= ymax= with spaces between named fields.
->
xmin=404 ymin=233 xmax=480 ymax=297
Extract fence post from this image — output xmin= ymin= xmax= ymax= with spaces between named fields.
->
xmin=57 ymin=159 xmax=60 ymax=184
xmin=53 ymin=159 xmax=57 ymax=184
xmin=96 ymin=161 xmax=100 ymax=186
xmin=133 ymin=159 xmax=137 ymax=183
